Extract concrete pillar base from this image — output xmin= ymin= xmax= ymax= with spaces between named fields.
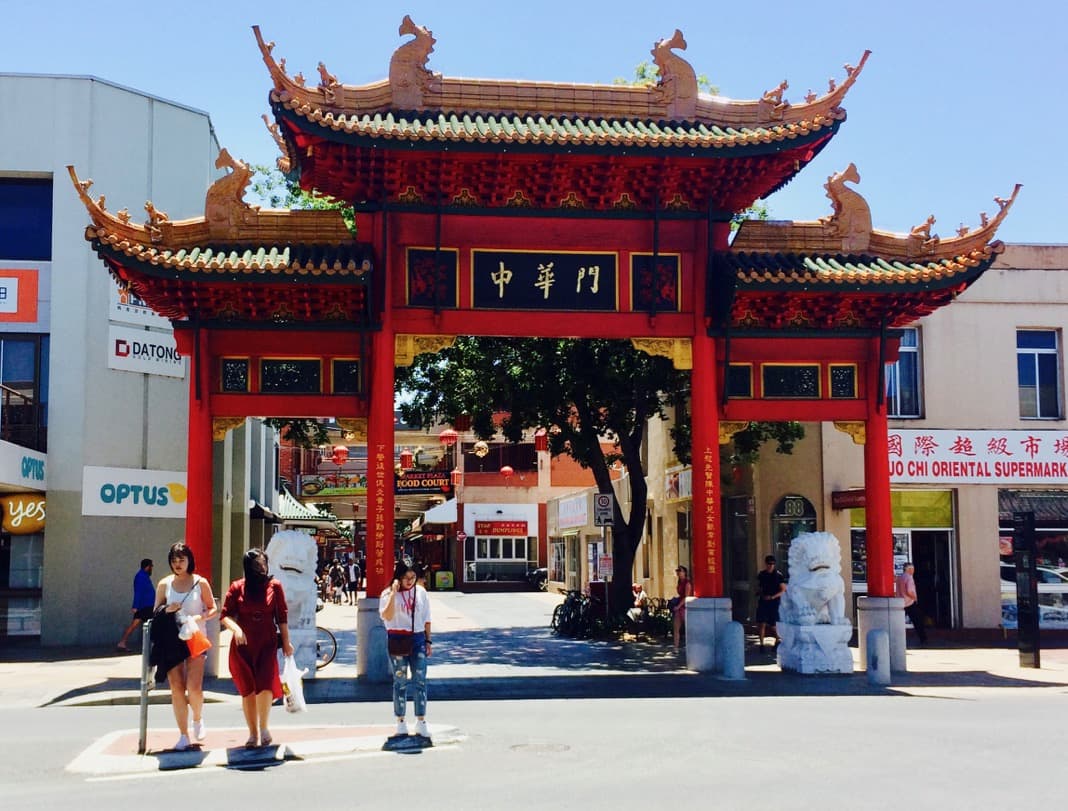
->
xmin=857 ymin=596 xmax=907 ymax=672
xmin=684 ymin=597 xmax=734 ymax=673
xmin=357 ymin=597 xmax=390 ymax=682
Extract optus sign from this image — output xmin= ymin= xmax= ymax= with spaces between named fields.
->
xmin=0 ymin=494 xmax=46 ymax=534
xmin=81 ymin=466 xmax=188 ymax=518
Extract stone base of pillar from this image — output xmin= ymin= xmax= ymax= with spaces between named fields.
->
xmin=357 ymin=597 xmax=391 ymax=682
xmin=684 ymin=597 xmax=734 ymax=673
xmin=204 ymin=618 xmax=220 ymax=678
xmin=856 ymin=596 xmax=907 ymax=672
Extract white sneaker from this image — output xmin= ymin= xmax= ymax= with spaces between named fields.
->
xmin=174 ymin=734 xmax=191 ymax=751
xmin=193 ymin=719 xmax=206 ymax=741
xmin=395 ymin=720 xmax=409 ymax=736
xmin=414 ymin=719 xmax=430 ymax=738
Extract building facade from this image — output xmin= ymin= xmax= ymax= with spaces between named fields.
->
xmin=0 ymin=74 xmax=284 ymax=646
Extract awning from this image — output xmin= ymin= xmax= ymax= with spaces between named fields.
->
xmin=423 ymin=498 xmax=458 ymax=525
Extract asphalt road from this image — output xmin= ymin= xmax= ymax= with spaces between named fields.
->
xmin=1 ymin=590 xmax=1066 ymax=809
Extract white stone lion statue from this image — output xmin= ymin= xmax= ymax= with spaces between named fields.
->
xmin=265 ymin=530 xmax=319 ymax=676
xmin=780 ymin=531 xmax=851 ymax=626
xmin=777 ymin=531 xmax=853 ymax=674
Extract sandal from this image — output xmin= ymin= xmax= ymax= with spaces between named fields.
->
xmin=260 ymin=731 xmax=273 ymax=747
xmin=245 ymin=735 xmax=258 ymax=749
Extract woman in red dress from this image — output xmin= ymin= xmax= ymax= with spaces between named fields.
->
xmin=221 ymin=548 xmax=294 ymax=748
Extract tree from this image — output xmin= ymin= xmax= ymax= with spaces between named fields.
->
xmin=396 ymin=338 xmax=802 ymax=618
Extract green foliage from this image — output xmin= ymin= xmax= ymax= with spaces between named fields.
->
xmin=265 ymin=418 xmax=329 ymax=449
xmin=613 ymin=61 xmax=718 ymax=95
xmin=249 ymin=165 xmax=356 ymax=235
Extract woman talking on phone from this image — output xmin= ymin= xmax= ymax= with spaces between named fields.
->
xmin=379 ymin=560 xmax=432 ymax=739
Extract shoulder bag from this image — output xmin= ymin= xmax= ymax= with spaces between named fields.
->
xmin=386 ymin=588 xmax=416 ymax=657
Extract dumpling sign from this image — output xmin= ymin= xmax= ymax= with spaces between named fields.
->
xmin=0 ymin=494 xmax=46 ymax=534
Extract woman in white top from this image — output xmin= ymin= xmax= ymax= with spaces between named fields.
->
xmin=379 ymin=560 xmax=432 ymax=738
xmin=154 ymin=541 xmax=217 ymax=751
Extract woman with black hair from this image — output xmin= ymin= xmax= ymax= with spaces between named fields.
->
xmin=154 ymin=541 xmax=217 ymax=751
xmin=221 ymin=548 xmax=294 ymax=748
xmin=379 ymin=559 xmax=433 ymax=738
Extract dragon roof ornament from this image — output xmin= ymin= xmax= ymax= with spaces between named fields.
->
xmin=732 ymin=164 xmax=1020 ymax=263
xmin=253 ymin=22 xmax=869 ymax=129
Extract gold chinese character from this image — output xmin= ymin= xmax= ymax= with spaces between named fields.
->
xmin=535 ymin=262 xmax=555 ymax=299
xmin=492 ymin=262 xmax=514 ymax=298
xmin=576 ymin=265 xmax=600 ymax=293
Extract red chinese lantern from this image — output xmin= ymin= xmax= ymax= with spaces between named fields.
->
xmin=399 ymin=447 xmax=414 ymax=470
xmin=438 ymin=428 xmax=458 ymax=447
xmin=331 ymin=445 xmax=349 ymax=466
xmin=500 ymin=465 xmax=514 ymax=480
xmin=534 ymin=428 xmax=548 ymax=452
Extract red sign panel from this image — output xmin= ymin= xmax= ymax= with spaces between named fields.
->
xmin=474 ymin=520 xmax=529 ymax=536
xmin=831 ymin=489 xmax=867 ymax=510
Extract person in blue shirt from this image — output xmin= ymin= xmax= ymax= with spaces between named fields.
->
xmin=117 ymin=558 xmax=155 ymax=651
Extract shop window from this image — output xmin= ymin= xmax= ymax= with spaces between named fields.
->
xmin=885 ymin=327 xmax=922 ymax=418
xmin=998 ymin=489 xmax=1068 ymax=629
xmin=260 ymin=359 xmax=321 ymax=393
xmin=1017 ymin=330 xmax=1061 ymax=419
xmin=770 ymin=494 xmax=817 ymax=579
xmin=0 ymin=335 xmax=48 ymax=452
xmin=464 ymin=534 xmax=531 ymax=582
xmin=0 ymin=178 xmax=52 ymax=261
xmin=550 ymin=539 xmax=566 ymax=581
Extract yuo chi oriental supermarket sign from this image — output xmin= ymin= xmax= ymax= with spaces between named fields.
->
xmin=890 ymin=429 xmax=1068 ymax=485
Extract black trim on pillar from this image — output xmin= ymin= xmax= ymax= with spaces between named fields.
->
xmin=877 ymin=319 xmax=887 ymax=410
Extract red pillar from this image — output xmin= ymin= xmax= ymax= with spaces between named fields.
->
xmin=690 ymin=221 xmax=729 ymax=598
xmin=864 ymin=337 xmax=894 ymax=597
xmin=185 ymin=327 xmax=213 ymax=577
xmin=365 ymin=212 xmax=395 ymax=596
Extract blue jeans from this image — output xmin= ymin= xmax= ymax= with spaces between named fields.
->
xmin=389 ymin=633 xmax=427 ymax=718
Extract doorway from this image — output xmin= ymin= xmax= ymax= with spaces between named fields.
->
xmin=909 ymin=530 xmax=953 ymax=628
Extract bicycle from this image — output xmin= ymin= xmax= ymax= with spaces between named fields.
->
xmin=315 ymin=625 xmax=338 ymax=669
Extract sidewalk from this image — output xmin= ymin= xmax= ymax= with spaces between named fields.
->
xmin=4 ymin=592 xmax=1067 ymax=776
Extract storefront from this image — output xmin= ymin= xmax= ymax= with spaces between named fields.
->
xmin=460 ymin=503 xmax=538 ymax=586
xmin=0 ymin=441 xmax=47 ymax=638
xmin=998 ymin=489 xmax=1068 ymax=629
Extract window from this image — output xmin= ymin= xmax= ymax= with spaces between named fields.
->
xmin=886 ymin=327 xmax=922 ymax=418
xmin=0 ymin=335 xmax=48 ymax=451
xmin=0 ymin=179 xmax=52 ymax=261
xmin=1017 ymin=330 xmax=1061 ymax=419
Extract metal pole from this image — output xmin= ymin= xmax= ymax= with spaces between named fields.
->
xmin=138 ymin=619 xmax=152 ymax=754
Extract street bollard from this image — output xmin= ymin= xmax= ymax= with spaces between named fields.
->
xmin=866 ymin=628 xmax=891 ymax=686
xmin=138 ymin=619 xmax=152 ymax=754
xmin=718 ymin=621 xmax=746 ymax=680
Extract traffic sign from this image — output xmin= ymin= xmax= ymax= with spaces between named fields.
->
xmin=456 ymin=530 xmax=468 ymax=541
xmin=594 ymin=493 xmax=614 ymax=526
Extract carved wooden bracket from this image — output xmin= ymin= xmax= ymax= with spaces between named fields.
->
xmin=336 ymin=418 xmax=368 ymax=442
xmin=719 ymin=421 xmax=751 ymax=445
xmin=833 ymin=421 xmax=866 ymax=445
xmin=212 ymin=417 xmax=246 ymax=441
xmin=629 ymin=337 xmax=692 ymax=370
xmin=395 ymin=334 xmax=457 ymax=367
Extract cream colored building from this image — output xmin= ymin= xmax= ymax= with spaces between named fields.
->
xmin=552 ymin=244 xmax=1068 ymax=631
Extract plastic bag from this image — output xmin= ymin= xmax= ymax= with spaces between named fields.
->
xmin=281 ymin=654 xmax=308 ymax=713
xmin=179 ymin=616 xmax=212 ymax=656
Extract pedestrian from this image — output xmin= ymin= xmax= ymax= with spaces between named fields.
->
xmin=220 ymin=548 xmax=294 ymax=749
xmin=379 ymin=560 xmax=432 ymax=739
xmin=755 ymin=554 xmax=787 ymax=648
xmin=626 ymin=582 xmax=649 ymax=625
xmin=896 ymin=561 xmax=928 ymax=645
xmin=346 ymin=558 xmax=361 ymax=604
xmin=117 ymin=558 xmax=155 ymax=651
xmin=154 ymin=541 xmax=217 ymax=751
xmin=672 ymin=565 xmax=693 ymax=650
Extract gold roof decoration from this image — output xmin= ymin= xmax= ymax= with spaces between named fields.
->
xmin=253 ymin=22 xmax=869 ymax=129
xmin=68 ymin=164 xmax=363 ymax=277
xmin=731 ymin=164 xmax=1021 ymax=262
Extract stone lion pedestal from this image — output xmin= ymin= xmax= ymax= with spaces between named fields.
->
xmin=776 ymin=531 xmax=854 ymax=675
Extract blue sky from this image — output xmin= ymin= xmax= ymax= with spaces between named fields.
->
xmin=6 ymin=0 xmax=1065 ymax=243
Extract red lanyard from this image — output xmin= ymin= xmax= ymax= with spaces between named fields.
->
xmin=400 ymin=589 xmax=415 ymax=617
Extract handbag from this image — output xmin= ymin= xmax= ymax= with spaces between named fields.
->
xmin=386 ymin=586 xmax=417 ymax=656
